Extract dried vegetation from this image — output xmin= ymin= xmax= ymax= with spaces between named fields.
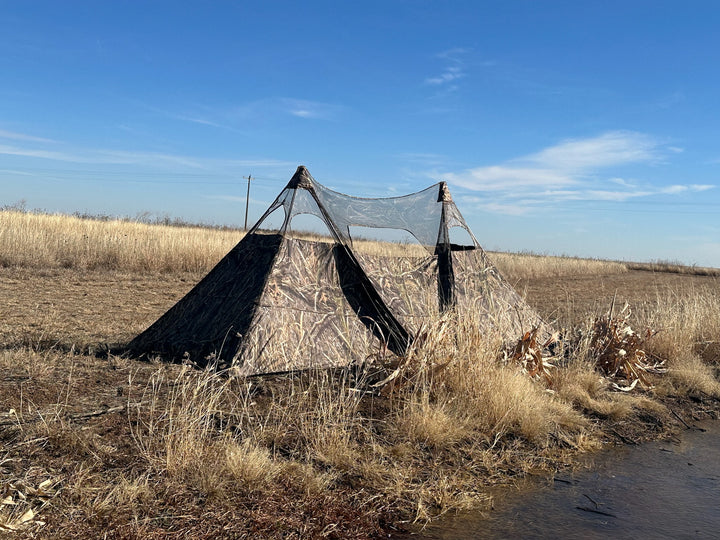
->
xmin=0 ymin=210 xmax=243 ymax=272
xmin=0 ymin=210 xmax=719 ymax=537
xmin=489 ymin=251 xmax=629 ymax=281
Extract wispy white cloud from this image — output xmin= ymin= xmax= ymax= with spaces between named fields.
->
xmin=229 ymin=97 xmax=343 ymax=121
xmin=443 ymin=131 xmax=657 ymax=192
xmin=476 ymin=201 xmax=532 ymax=216
xmin=0 ymin=142 xmax=294 ymax=173
xmin=0 ymin=143 xmax=204 ymax=167
xmin=278 ymin=98 xmax=342 ymax=120
xmin=291 ymin=109 xmax=315 ymax=118
xmin=425 ymin=66 xmax=464 ymax=86
xmin=0 ymin=168 xmax=37 ymax=176
xmin=135 ymin=97 xmax=343 ymax=132
xmin=445 ymin=165 xmax=574 ymax=192
xmin=689 ymin=184 xmax=714 ymax=191
xmin=170 ymin=113 xmax=227 ymax=128
xmin=660 ymin=184 xmax=689 ymax=194
xmin=438 ymin=131 xmax=715 ymax=215
xmin=135 ymin=101 xmax=242 ymax=132
xmin=0 ymin=129 xmax=56 ymax=144
xmin=0 ymin=144 xmax=85 ymax=162
xmin=525 ymin=131 xmax=661 ymax=171
xmin=584 ymin=189 xmax=653 ymax=201
xmin=424 ymin=48 xmax=469 ymax=87
xmin=609 ymin=177 xmax=636 ymax=187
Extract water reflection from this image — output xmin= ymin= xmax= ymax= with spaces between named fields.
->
xmin=417 ymin=421 xmax=720 ymax=539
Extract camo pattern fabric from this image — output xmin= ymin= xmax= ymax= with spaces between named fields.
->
xmin=234 ymin=238 xmax=380 ymax=375
xmin=355 ymin=246 xmax=550 ymax=344
xmin=233 ymin=238 xmax=550 ymax=376
xmin=352 ymin=251 xmax=440 ymax=328
xmin=451 ymin=247 xmax=550 ymax=341
xmin=127 ymin=233 xmax=283 ymax=366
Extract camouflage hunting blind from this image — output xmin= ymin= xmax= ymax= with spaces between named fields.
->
xmin=129 ymin=166 xmax=545 ymax=375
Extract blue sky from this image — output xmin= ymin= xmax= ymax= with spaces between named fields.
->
xmin=1 ymin=1 xmax=719 ymax=266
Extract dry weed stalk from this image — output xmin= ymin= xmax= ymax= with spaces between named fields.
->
xmin=637 ymin=292 xmax=720 ymax=397
xmin=377 ymin=313 xmax=587 ymax=451
xmin=370 ymin=318 xmax=454 ymax=397
xmin=503 ymin=327 xmax=559 ymax=386
xmin=589 ymin=303 xmax=666 ymax=390
xmin=0 ymin=475 xmax=61 ymax=534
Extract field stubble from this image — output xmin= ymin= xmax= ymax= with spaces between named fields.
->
xmin=1 ymin=211 xmax=719 ymax=538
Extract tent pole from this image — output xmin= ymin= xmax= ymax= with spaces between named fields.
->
xmin=243 ymin=174 xmax=253 ymax=230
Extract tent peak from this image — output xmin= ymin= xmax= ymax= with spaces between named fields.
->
xmin=286 ymin=165 xmax=314 ymax=190
xmin=438 ymin=181 xmax=453 ymax=202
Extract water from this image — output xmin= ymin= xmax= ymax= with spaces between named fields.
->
xmin=416 ymin=421 xmax=720 ymax=539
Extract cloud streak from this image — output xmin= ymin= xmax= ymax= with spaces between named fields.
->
xmin=446 ymin=165 xmax=574 ymax=192
xmin=0 ymin=141 xmax=294 ymax=175
xmin=0 ymin=143 xmax=205 ymax=168
xmin=424 ymin=48 xmax=468 ymax=88
xmin=228 ymin=97 xmax=344 ymax=122
xmin=0 ymin=129 xmax=56 ymax=144
xmin=525 ymin=131 xmax=660 ymax=171
xmin=279 ymin=98 xmax=343 ymax=120
xmin=135 ymin=98 xmax=343 ymax=133
xmin=425 ymin=66 xmax=464 ymax=86
xmin=440 ymin=131 xmax=715 ymax=214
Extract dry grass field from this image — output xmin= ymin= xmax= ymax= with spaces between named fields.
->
xmin=1 ymin=211 xmax=719 ymax=538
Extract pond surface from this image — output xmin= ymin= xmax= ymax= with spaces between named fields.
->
xmin=416 ymin=420 xmax=720 ymax=539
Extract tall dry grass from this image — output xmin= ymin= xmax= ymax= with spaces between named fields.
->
xmin=7 ymin=289 xmax=716 ymax=535
xmin=488 ymin=251 xmax=629 ymax=281
xmin=0 ymin=210 xmax=642 ymax=279
xmin=547 ymin=289 xmax=720 ymax=411
xmin=627 ymin=260 xmax=720 ymax=277
xmin=123 ymin=310 xmax=595 ymax=527
xmin=0 ymin=210 xmax=243 ymax=272
xmin=637 ymin=292 xmax=720 ymax=397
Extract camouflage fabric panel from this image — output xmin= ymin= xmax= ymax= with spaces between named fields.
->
xmin=234 ymin=305 xmax=377 ymax=376
xmin=128 ymin=233 xmax=282 ymax=364
xmin=233 ymin=238 xmax=380 ymax=375
xmin=252 ymin=238 xmax=341 ymax=312
xmin=352 ymin=251 xmax=440 ymax=332
xmin=451 ymin=248 xmax=550 ymax=341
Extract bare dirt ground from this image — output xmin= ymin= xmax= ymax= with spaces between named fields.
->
xmin=0 ymin=267 xmax=198 ymax=347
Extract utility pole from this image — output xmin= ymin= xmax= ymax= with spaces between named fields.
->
xmin=243 ymin=174 xmax=253 ymax=230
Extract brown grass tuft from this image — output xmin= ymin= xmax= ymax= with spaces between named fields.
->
xmin=639 ymin=292 xmax=720 ymax=397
